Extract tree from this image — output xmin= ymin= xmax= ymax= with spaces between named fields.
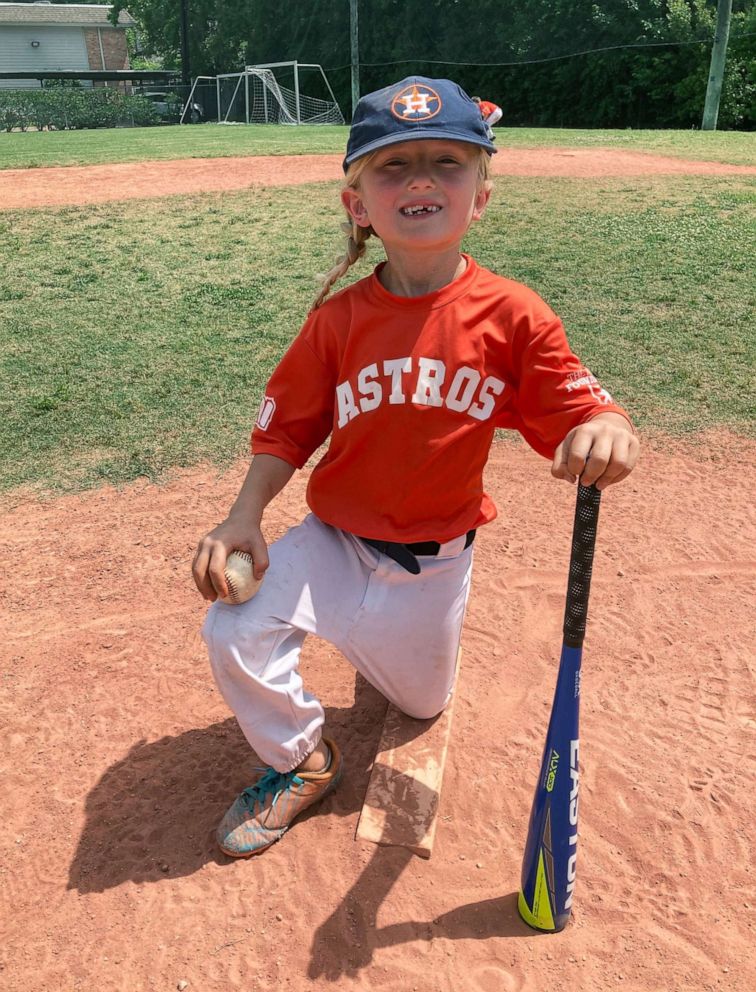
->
xmin=110 ymin=0 xmax=755 ymax=128
xmin=109 ymin=0 xmax=255 ymax=74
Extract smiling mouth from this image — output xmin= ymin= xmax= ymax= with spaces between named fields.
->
xmin=400 ymin=205 xmax=441 ymax=216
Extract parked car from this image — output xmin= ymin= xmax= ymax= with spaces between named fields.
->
xmin=140 ymin=91 xmax=204 ymax=124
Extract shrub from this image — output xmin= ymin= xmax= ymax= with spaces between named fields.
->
xmin=0 ymin=88 xmax=161 ymax=131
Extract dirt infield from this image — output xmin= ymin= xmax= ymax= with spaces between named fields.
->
xmin=2 ymin=146 xmax=755 ymax=210
xmin=2 ymin=435 xmax=755 ymax=991
xmin=2 ymin=149 xmax=755 ymax=991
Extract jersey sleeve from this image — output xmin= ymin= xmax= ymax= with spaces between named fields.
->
xmin=251 ymin=314 xmax=337 ymax=469
xmin=496 ymin=313 xmax=632 ymax=459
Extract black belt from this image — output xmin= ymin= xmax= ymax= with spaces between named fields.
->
xmin=359 ymin=530 xmax=476 ymax=575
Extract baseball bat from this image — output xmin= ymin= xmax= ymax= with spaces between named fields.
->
xmin=517 ymin=482 xmax=602 ymax=932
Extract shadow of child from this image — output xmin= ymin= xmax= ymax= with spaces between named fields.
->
xmin=68 ymin=673 xmax=387 ymax=893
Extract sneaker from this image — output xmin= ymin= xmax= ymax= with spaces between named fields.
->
xmin=217 ymin=738 xmax=342 ymax=857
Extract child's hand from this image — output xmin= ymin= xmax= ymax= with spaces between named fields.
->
xmin=551 ymin=413 xmax=639 ymax=491
xmin=192 ymin=517 xmax=269 ymax=602
xmin=192 ymin=454 xmax=295 ymax=601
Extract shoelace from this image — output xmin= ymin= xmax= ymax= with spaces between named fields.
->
xmin=240 ymin=766 xmax=304 ymax=811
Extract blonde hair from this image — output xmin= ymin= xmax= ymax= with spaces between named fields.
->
xmin=310 ymin=146 xmax=493 ymax=310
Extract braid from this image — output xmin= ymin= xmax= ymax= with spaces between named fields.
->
xmin=311 ymin=218 xmax=373 ymax=310
xmin=311 ymin=155 xmax=378 ymax=311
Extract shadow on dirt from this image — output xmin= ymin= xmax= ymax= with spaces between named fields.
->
xmin=308 ymin=867 xmax=528 ymax=980
xmin=67 ymin=671 xmax=391 ymax=893
xmin=69 ymin=670 xmax=530 ymax=971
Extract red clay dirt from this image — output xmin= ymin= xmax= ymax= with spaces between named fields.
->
xmin=1 ymin=146 xmax=755 ymax=210
xmin=2 ymin=149 xmax=755 ymax=992
xmin=3 ymin=435 xmax=755 ymax=992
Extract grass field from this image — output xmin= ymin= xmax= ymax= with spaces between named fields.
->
xmin=0 ymin=123 xmax=754 ymax=170
xmin=1 ymin=168 xmax=753 ymax=495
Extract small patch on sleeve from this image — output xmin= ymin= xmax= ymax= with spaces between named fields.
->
xmin=256 ymin=395 xmax=276 ymax=431
xmin=564 ymin=369 xmax=613 ymax=405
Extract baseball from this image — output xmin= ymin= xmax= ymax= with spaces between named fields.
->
xmin=219 ymin=551 xmax=263 ymax=605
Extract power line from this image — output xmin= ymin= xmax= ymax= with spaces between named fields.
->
xmin=325 ymin=32 xmax=756 ymax=73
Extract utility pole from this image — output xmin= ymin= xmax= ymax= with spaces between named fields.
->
xmin=179 ymin=0 xmax=190 ymax=88
xmin=701 ymin=0 xmax=733 ymax=130
xmin=350 ymin=0 xmax=359 ymax=117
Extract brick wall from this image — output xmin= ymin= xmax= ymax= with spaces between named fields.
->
xmin=83 ymin=28 xmax=102 ymax=69
xmin=101 ymin=29 xmax=128 ymax=70
xmin=84 ymin=28 xmax=128 ymax=71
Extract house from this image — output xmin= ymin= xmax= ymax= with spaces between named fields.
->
xmin=0 ymin=2 xmax=135 ymax=88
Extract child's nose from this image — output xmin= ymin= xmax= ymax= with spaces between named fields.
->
xmin=407 ymin=167 xmax=436 ymax=188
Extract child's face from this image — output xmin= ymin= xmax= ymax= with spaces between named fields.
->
xmin=342 ymin=140 xmax=490 ymax=257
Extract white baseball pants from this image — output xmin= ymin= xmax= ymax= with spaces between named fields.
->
xmin=202 ymin=513 xmax=474 ymax=772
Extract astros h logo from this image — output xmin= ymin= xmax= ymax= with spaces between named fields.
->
xmin=390 ymin=83 xmax=442 ymax=122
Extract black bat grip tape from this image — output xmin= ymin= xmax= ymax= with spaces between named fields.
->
xmin=563 ymin=483 xmax=602 ymax=648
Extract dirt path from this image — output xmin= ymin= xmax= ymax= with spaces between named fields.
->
xmin=2 ymin=433 xmax=755 ymax=991
xmin=2 ymin=146 xmax=755 ymax=211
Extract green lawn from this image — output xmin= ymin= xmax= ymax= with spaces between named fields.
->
xmin=0 ymin=122 xmax=754 ymax=170
xmin=504 ymin=127 xmax=756 ymax=166
xmin=1 ymin=172 xmax=753 ymax=494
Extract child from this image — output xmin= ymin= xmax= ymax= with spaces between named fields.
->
xmin=192 ymin=76 xmax=639 ymax=858
xmin=471 ymin=95 xmax=503 ymax=139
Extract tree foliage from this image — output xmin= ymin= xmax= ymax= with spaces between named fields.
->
xmin=110 ymin=0 xmax=756 ymax=128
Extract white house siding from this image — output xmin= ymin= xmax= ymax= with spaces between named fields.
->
xmin=0 ymin=25 xmax=90 ymax=88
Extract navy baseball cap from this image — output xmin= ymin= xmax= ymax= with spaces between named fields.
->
xmin=343 ymin=76 xmax=497 ymax=172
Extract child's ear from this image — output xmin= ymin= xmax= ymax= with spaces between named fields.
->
xmin=472 ymin=184 xmax=492 ymax=222
xmin=341 ymin=188 xmax=371 ymax=228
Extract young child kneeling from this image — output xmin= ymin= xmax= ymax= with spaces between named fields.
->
xmin=192 ymin=76 xmax=639 ymax=858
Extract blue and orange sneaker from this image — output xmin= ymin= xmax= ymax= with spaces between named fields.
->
xmin=217 ymin=738 xmax=343 ymax=857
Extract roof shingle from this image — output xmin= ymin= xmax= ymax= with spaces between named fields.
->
xmin=0 ymin=3 xmax=135 ymax=28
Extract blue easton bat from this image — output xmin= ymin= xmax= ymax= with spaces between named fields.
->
xmin=518 ymin=482 xmax=602 ymax=932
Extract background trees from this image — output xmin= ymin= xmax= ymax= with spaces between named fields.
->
xmin=108 ymin=0 xmax=756 ymax=128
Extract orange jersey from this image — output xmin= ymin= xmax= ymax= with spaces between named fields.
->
xmin=252 ymin=256 xmax=629 ymax=543
xmin=478 ymin=100 xmax=499 ymax=118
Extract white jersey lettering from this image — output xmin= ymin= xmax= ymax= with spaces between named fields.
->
xmin=468 ymin=375 xmax=506 ymax=420
xmin=566 ymin=371 xmax=614 ymax=405
xmin=335 ymin=359 xmax=506 ymax=428
xmin=336 ymin=380 xmax=360 ymax=428
xmin=412 ymin=358 xmax=446 ymax=407
xmin=383 ymin=357 xmax=412 ymax=404
xmin=445 ymin=367 xmax=481 ymax=412
xmin=565 ymin=374 xmax=593 ymax=392
xmin=358 ymin=363 xmax=382 ymax=413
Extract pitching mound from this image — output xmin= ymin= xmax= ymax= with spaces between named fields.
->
xmin=2 ymin=432 xmax=754 ymax=991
